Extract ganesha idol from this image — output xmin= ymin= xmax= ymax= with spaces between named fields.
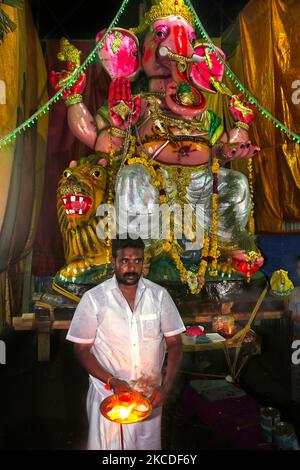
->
xmin=51 ymin=0 xmax=264 ymax=293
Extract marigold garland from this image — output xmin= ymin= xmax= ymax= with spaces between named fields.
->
xmin=99 ymin=135 xmax=120 ymax=278
xmin=124 ymin=136 xmax=168 ymax=203
xmin=247 ymin=157 xmax=255 ymax=234
xmin=124 ymin=145 xmax=222 ymax=294
xmin=208 ymin=157 xmax=220 ymax=277
xmin=191 ymin=233 xmax=210 ymax=294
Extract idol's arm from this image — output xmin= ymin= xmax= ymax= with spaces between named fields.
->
xmin=67 ymin=103 xmax=98 ymax=149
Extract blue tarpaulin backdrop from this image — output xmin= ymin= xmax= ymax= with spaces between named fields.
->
xmin=258 ymin=235 xmax=300 ymax=286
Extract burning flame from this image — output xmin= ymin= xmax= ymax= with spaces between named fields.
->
xmin=102 ymin=392 xmax=151 ymax=424
xmin=107 ymin=403 xmax=136 ymax=422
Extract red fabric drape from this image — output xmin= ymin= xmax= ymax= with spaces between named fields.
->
xmin=32 ymin=40 xmax=110 ymax=276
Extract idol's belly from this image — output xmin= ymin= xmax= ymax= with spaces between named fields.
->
xmin=138 ymin=140 xmax=210 ymax=166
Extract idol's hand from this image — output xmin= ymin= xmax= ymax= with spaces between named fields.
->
xmin=109 ymin=77 xmax=141 ymax=129
xmin=221 ymin=141 xmax=260 ymax=161
xmin=49 ymin=68 xmax=86 ymax=102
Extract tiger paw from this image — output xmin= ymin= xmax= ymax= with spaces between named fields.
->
xmin=59 ymin=259 xmax=92 ymax=280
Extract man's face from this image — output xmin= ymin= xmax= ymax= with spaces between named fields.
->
xmin=112 ymin=247 xmax=144 ymax=285
xmin=296 ymin=261 xmax=300 ymax=278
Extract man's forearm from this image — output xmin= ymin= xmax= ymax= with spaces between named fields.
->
xmin=74 ymin=345 xmax=133 ymax=394
xmin=74 ymin=344 xmax=112 ymax=384
xmin=163 ymin=344 xmax=183 ymax=393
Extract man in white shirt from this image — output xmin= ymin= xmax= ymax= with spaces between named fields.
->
xmin=66 ymin=234 xmax=186 ymax=450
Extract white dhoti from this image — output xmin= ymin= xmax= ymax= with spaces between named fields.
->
xmin=86 ymin=379 xmax=162 ymax=450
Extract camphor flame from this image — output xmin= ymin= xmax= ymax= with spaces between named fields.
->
xmin=107 ymin=402 xmax=136 ymax=422
xmin=101 ymin=392 xmax=152 ymax=424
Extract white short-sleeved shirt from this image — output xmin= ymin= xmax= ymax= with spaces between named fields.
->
xmin=66 ymin=275 xmax=186 ymax=393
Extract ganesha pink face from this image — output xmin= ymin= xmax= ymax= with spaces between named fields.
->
xmin=142 ymin=17 xmax=196 ymax=81
xmin=141 ymin=17 xmax=208 ymax=117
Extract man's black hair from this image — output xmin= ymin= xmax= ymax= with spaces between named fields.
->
xmin=111 ymin=234 xmax=145 ymax=258
xmin=297 ymin=255 xmax=300 ymax=263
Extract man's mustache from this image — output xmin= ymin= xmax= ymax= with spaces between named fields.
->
xmin=124 ymin=272 xmax=138 ymax=277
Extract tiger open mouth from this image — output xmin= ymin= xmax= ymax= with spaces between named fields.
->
xmin=61 ymin=194 xmax=92 ymax=216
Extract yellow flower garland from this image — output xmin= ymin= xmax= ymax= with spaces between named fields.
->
xmin=99 ymin=134 xmax=121 ymax=278
xmin=191 ymin=233 xmax=210 ymax=294
xmin=208 ymin=157 xmax=220 ymax=277
xmin=124 ymin=136 xmax=169 ymax=204
xmin=124 ymin=145 xmax=221 ymax=294
xmin=248 ymin=157 xmax=255 ymax=234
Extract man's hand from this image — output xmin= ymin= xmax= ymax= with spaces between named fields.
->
xmin=149 ymin=385 xmax=170 ymax=408
xmin=110 ymin=378 xmax=132 ymax=395
xmin=151 ymin=334 xmax=183 ymax=409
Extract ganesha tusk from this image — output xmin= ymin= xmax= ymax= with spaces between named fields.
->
xmin=158 ymin=46 xmax=206 ymax=64
xmin=192 ymin=54 xmax=207 ymax=64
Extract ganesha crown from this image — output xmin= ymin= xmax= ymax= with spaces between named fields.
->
xmin=131 ymin=0 xmax=195 ymax=35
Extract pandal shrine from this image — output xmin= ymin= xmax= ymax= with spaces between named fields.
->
xmin=1 ymin=0 xmax=300 ymax=452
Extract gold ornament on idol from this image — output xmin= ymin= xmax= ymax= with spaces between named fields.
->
xmin=56 ymin=38 xmax=84 ymax=108
xmin=57 ymin=37 xmax=82 ymax=69
xmin=65 ymin=94 xmax=83 ymax=107
xmin=111 ymin=100 xmax=132 ymax=120
xmin=131 ymin=0 xmax=195 ymax=35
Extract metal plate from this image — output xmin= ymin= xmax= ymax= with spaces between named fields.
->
xmin=100 ymin=392 xmax=152 ymax=424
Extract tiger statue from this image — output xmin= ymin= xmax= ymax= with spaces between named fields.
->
xmin=56 ymin=154 xmax=113 ymax=284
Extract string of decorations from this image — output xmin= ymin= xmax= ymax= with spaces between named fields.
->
xmin=0 ymin=0 xmax=130 ymax=149
xmin=185 ymin=0 xmax=300 ymax=144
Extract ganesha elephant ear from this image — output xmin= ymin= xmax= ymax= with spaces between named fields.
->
xmin=96 ymin=27 xmax=140 ymax=82
xmin=189 ymin=43 xmax=226 ymax=93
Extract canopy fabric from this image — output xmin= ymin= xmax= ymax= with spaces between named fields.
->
xmin=0 ymin=1 xmax=48 ymax=325
xmin=225 ymin=0 xmax=300 ymax=233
